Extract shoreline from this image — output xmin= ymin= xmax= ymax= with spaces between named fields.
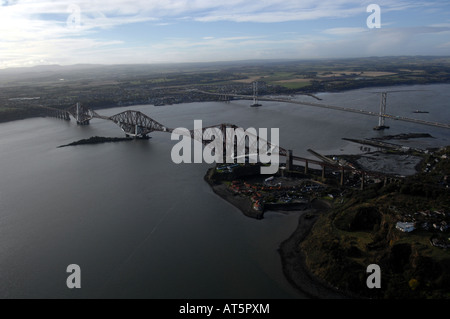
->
xmin=2 ymin=81 xmax=449 ymax=126
xmin=204 ymin=168 xmax=357 ymax=299
xmin=278 ymin=202 xmax=358 ymax=299
xmin=204 ymin=169 xmax=264 ymax=219
xmin=203 ymin=168 xmax=312 ymax=220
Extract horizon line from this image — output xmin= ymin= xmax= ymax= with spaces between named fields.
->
xmin=1 ymin=55 xmax=450 ymax=72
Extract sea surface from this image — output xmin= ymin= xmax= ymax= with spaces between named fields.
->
xmin=0 ymin=84 xmax=449 ymax=298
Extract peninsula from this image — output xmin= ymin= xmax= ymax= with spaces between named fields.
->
xmin=204 ymin=144 xmax=450 ymax=299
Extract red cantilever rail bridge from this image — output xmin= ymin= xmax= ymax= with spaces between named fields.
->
xmin=40 ymin=102 xmax=413 ymax=185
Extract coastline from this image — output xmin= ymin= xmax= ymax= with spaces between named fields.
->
xmin=203 ymin=167 xmax=311 ymax=220
xmin=2 ymin=81 xmax=449 ymax=126
xmin=278 ymin=203 xmax=356 ymax=299
xmin=204 ymin=169 xmax=264 ymax=219
xmin=204 ymin=168 xmax=356 ymax=299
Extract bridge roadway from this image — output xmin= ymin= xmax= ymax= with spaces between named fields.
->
xmin=196 ymin=90 xmax=450 ymax=130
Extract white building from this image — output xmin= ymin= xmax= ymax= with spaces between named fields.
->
xmin=396 ymin=222 xmax=415 ymax=233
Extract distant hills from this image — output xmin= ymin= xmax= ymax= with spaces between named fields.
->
xmin=1 ymin=56 xmax=450 ymax=86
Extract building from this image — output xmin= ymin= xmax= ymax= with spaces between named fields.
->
xmin=396 ymin=222 xmax=416 ymax=233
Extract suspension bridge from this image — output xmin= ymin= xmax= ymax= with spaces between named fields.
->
xmin=195 ymin=88 xmax=450 ymax=130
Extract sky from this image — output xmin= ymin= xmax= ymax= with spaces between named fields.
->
xmin=1 ymin=0 xmax=450 ymax=69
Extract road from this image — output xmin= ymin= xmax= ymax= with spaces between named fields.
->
xmin=196 ymin=90 xmax=450 ymax=130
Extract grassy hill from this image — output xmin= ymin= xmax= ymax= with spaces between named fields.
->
xmin=301 ymin=147 xmax=450 ymax=299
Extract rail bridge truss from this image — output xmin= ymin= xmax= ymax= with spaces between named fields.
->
xmin=41 ymin=103 xmax=406 ymax=187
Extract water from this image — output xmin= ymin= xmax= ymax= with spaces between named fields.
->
xmin=0 ymin=84 xmax=449 ymax=298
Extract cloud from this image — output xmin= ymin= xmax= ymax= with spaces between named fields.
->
xmin=0 ymin=0 xmax=420 ymax=45
xmin=320 ymin=26 xmax=450 ymax=57
xmin=192 ymin=1 xmax=365 ymax=23
xmin=437 ymin=42 xmax=450 ymax=48
xmin=0 ymin=1 xmax=440 ymax=39
xmin=323 ymin=27 xmax=368 ymax=35
xmin=0 ymin=0 xmax=427 ymax=32
xmin=430 ymin=23 xmax=450 ymax=28
xmin=1 ymin=0 xmax=450 ymax=68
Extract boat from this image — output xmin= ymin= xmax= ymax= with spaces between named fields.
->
xmin=413 ymin=110 xmax=429 ymax=114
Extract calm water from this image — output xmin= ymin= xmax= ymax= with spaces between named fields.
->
xmin=0 ymin=84 xmax=449 ymax=298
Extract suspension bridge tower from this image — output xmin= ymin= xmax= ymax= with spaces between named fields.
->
xmin=251 ymin=81 xmax=262 ymax=107
xmin=374 ymin=92 xmax=390 ymax=130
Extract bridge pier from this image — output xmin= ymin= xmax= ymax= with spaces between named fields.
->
xmin=286 ymin=150 xmax=293 ymax=171
xmin=69 ymin=102 xmax=94 ymax=126
xmin=219 ymin=94 xmax=230 ymax=103
xmin=340 ymin=168 xmax=345 ymax=186
xmin=304 ymin=160 xmax=309 ymax=174
xmin=77 ymin=120 xmax=90 ymax=125
xmin=322 ymin=166 xmax=325 ymax=180
xmin=63 ymin=111 xmax=70 ymax=121
xmin=361 ymin=172 xmax=365 ymax=190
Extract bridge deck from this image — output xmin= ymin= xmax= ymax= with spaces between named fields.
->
xmin=197 ymin=90 xmax=450 ymax=130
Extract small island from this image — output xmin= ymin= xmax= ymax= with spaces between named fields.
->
xmin=57 ymin=136 xmax=147 ymax=148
